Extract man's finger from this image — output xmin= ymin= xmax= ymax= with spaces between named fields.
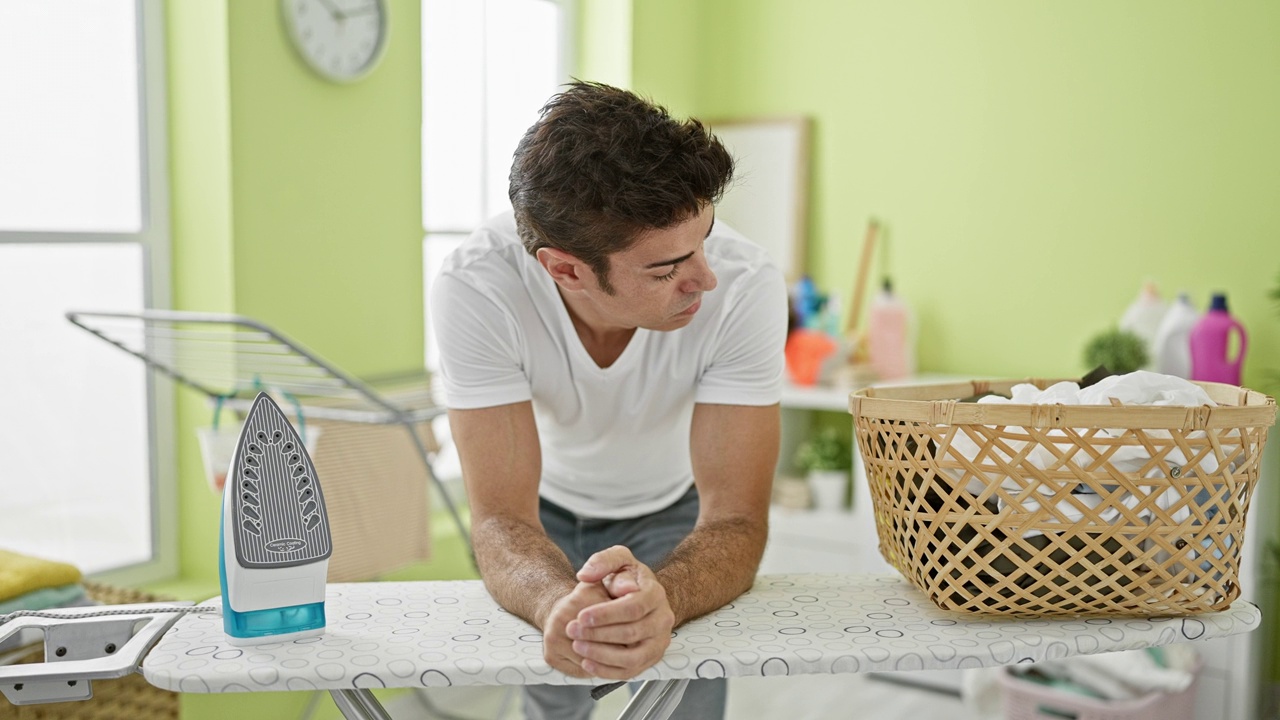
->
xmin=580 ymin=657 xmax=635 ymax=681
xmin=551 ymin=656 xmax=593 ymax=678
xmin=567 ymin=617 xmax=649 ymax=645
xmin=602 ymin=569 xmax=641 ymax=597
xmin=577 ymin=545 xmax=638 ymax=583
xmin=577 ymin=592 xmax=654 ymax=628
xmin=572 ymin=638 xmax=665 ymax=673
xmin=543 ymin=581 xmax=616 ymax=679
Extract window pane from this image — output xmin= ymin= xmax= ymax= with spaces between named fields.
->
xmin=0 ymin=244 xmax=150 ymax=573
xmin=422 ymin=0 xmax=485 ymax=231
xmin=485 ymin=0 xmax=562 ymax=218
xmin=0 ymin=4 xmax=143 ymax=233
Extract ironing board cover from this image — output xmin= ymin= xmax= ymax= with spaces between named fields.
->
xmin=141 ymin=574 xmax=1260 ymax=693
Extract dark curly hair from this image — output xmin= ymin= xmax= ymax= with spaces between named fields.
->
xmin=509 ymin=81 xmax=734 ymax=294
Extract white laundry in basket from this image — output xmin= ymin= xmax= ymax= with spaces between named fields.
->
xmin=944 ymin=372 xmax=1240 ymax=536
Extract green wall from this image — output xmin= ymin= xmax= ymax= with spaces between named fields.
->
xmin=623 ymin=0 xmax=1280 ymax=691
xmin=162 ymin=1 xmax=430 ymax=716
xmin=630 ymin=0 xmax=701 ymax=117
xmin=165 ymin=0 xmax=237 ymax=596
xmin=579 ymin=0 xmax=633 ymax=89
xmin=633 ymin=0 xmax=1280 ymax=388
xmin=165 ymin=0 xmax=426 ymax=588
xmin=227 ymin=2 xmax=425 ymax=377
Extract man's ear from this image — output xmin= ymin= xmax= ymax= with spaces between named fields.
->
xmin=536 ymin=247 xmax=589 ymax=290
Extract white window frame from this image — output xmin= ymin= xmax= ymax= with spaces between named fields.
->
xmin=0 ymin=0 xmax=176 ymax=585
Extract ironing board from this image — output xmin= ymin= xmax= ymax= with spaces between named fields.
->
xmin=1 ymin=574 xmax=1261 ymax=720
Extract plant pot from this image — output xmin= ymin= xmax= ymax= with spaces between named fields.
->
xmin=807 ymin=469 xmax=848 ymax=513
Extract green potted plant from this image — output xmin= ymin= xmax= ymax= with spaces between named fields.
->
xmin=1083 ymin=327 xmax=1149 ymax=374
xmin=794 ymin=426 xmax=853 ymax=512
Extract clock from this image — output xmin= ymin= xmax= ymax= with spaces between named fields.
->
xmin=281 ymin=0 xmax=388 ymax=83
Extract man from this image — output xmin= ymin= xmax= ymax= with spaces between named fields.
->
xmin=429 ymin=81 xmax=788 ymax=720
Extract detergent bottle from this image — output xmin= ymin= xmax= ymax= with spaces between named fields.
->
xmin=866 ymin=278 xmax=914 ymax=381
xmin=1189 ymin=293 xmax=1247 ymax=385
xmin=1151 ymin=292 xmax=1199 ymax=378
xmin=1119 ymin=281 xmax=1167 ymax=366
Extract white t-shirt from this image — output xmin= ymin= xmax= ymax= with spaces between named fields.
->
xmin=430 ymin=212 xmax=787 ymax=519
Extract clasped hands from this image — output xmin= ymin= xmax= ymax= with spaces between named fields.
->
xmin=542 ymin=545 xmax=675 ymax=680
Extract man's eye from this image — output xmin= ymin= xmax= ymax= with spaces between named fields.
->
xmin=656 ymin=267 xmax=679 ymax=282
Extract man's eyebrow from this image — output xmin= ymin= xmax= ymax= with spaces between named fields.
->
xmin=644 ymin=212 xmax=715 ymax=269
xmin=644 ymin=249 xmax=696 ymax=269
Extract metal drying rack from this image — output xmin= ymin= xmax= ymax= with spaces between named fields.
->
xmin=64 ymin=309 xmax=471 ymax=556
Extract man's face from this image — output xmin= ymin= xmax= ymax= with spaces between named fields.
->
xmin=583 ymin=205 xmax=719 ymax=332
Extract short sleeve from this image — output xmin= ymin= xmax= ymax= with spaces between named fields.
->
xmin=694 ymin=265 xmax=789 ymax=406
xmin=429 ymin=270 xmax=533 ymax=409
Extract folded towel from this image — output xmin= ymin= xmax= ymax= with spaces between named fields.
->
xmin=0 ymin=549 xmax=82 ymax=603
xmin=0 ymin=583 xmax=88 ymax=615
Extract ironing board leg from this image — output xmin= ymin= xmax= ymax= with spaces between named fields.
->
xmin=329 ymin=688 xmax=394 ymax=720
xmin=615 ymin=679 xmax=689 ymax=720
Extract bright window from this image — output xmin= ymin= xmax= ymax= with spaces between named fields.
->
xmin=0 ymin=3 xmax=143 ymax=233
xmin=0 ymin=2 xmax=171 ymax=581
xmin=422 ymin=0 xmax=571 ymax=372
xmin=0 ymin=246 xmax=150 ymax=572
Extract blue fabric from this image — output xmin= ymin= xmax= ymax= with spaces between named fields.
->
xmin=0 ymin=583 xmax=86 ymax=615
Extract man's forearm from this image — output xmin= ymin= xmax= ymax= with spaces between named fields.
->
xmin=472 ymin=515 xmax=578 ymax=628
xmin=653 ymin=515 xmax=767 ymax=627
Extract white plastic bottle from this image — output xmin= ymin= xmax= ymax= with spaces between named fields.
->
xmin=1119 ymin=281 xmax=1167 ymax=367
xmin=1152 ymin=292 xmax=1200 ymax=378
xmin=867 ymin=279 xmax=914 ymax=381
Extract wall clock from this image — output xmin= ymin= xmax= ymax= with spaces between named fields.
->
xmin=281 ymin=0 xmax=388 ymax=83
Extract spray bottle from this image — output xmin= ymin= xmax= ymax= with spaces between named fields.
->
xmin=866 ymin=279 xmax=914 ymax=381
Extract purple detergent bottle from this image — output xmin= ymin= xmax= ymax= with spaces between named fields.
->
xmin=1189 ymin=292 xmax=1247 ymax=385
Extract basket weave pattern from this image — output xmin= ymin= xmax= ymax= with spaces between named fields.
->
xmin=850 ymin=379 xmax=1277 ymax=617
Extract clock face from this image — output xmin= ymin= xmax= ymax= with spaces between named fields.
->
xmin=282 ymin=0 xmax=388 ymax=82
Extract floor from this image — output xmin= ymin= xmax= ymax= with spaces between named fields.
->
xmin=382 ymin=672 xmax=989 ymax=720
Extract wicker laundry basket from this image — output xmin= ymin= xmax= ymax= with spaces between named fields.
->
xmin=1 ymin=583 xmax=180 ymax=720
xmin=849 ymin=378 xmax=1277 ymax=617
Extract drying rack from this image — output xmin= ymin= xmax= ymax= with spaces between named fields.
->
xmin=64 ymin=309 xmax=471 ymax=556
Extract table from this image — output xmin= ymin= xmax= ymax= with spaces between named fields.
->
xmin=1 ymin=574 xmax=1261 ymax=720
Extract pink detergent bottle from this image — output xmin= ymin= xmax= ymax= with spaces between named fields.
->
xmin=867 ymin=278 xmax=914 ymax=381
xmin=1189 ymin=292 xmax=1247 ymax=385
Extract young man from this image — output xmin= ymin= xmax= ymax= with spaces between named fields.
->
xmin=429 ymin=81 xmax=788 ymax=720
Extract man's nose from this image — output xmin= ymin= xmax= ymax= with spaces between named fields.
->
xmin=681 ymin=252 xmax=717 ymax=293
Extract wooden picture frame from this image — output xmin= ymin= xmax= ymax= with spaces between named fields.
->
xmin=707 ymin=116 xmax=812 ymax=281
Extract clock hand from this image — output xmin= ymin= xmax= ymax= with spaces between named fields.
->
xmin=315 ymin=0 xmax=347 ymax=21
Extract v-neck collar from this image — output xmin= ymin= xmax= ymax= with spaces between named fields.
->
xmin=536 ymin=267 xmax=647 ymax=374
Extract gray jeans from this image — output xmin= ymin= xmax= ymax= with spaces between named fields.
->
xmin=523 ymin=487 xmax=727 ymax=720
